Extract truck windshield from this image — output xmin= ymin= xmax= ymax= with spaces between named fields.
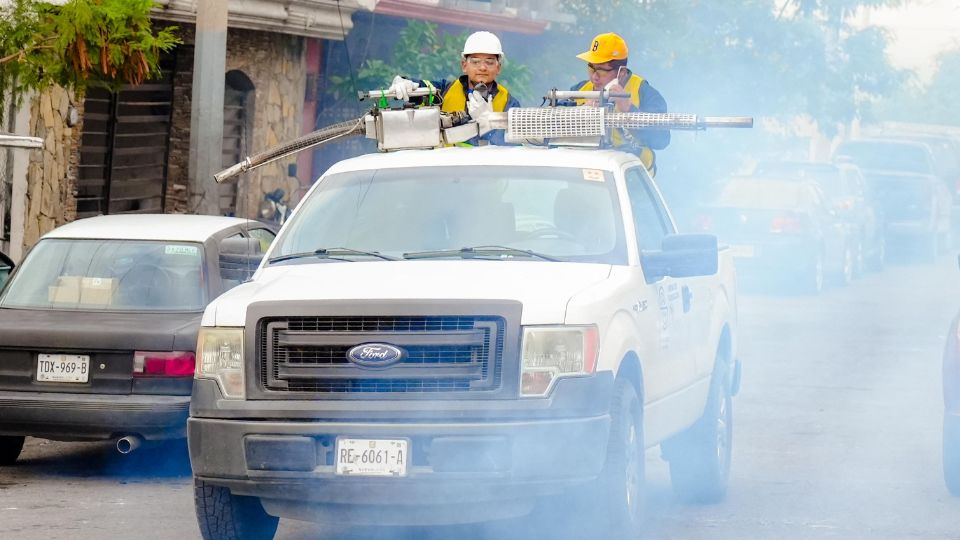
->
xmin=0 ymin=239 xmax=206 ymax=311
xmin=272 ymin=166 xmax=626 ymax=264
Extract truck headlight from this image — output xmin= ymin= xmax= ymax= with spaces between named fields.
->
xmin=196 ymin=327 xmax=245 ymax=399
xmin=520 ymin=325 xmax=599 ymax=397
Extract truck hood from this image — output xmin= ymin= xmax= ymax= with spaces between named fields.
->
xmin=207 ymin=260 xmax=612 ymax=326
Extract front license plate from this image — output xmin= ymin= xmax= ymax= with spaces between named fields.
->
xmin=36 ymin=354 xmax=90 ymax=383
xmin=335 ymin=438 xmax=409 ymax=477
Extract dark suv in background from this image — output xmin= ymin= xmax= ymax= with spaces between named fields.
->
xmin=834 ymin=138 xmax=952 ymax=260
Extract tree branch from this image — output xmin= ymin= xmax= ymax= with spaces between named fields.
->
xmin=0 ymin=43 xmax=56 ymax=65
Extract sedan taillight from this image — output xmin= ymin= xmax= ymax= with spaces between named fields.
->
xmin=133 ymin=351 xmax=196 ymax=377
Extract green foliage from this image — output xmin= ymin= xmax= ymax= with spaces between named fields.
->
xmin=325 ymin=21 xmax=532 ymax=105
xmin=0 ymin=0 xmax=179 ymax=113
xmin=874 ymin=48 xmax=960 ymax=126
xmin=548 ymin=0 xmax=903 ymax=131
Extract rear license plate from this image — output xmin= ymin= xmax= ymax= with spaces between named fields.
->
xmin=729 ymin=244 xmax=757 ymax=258
xmin=36 ymin=354 xmax=90 ymax=383
xmin=335 ymin=438 xmax=409 ymax=477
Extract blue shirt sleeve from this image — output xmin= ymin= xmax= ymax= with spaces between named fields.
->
xmin=630 ymin=81 xmax=670 ymax=150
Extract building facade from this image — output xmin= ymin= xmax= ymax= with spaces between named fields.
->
xmin=1 ymin=0 xmax=568 ymax=260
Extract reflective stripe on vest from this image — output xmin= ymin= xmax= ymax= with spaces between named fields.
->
xmin=575 ymin=74 xmax=655 ymax=170
xmin=441 ymin=79 xmax=511 ymax=114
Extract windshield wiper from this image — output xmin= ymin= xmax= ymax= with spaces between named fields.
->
xmin=268 ymin=247 xmax=399 ymax=264
xmin=403 ymin=245 xmax=561 ymax=261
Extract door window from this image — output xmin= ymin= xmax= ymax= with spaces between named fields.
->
xmin=624 ymin=167 xmax=672 ymax=252
xmin=247 ymin=228 xmax=276 ymax=253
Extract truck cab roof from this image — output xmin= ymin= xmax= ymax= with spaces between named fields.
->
xmin=324 ymin=146 xmax=646 ymax=177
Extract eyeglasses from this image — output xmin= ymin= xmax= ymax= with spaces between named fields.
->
xmin=466 ymin=57 xmax=500 ymax=68
xmin=587 ymin=64 xmax=616 ymax=74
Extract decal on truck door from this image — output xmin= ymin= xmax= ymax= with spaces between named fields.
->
xmin=658 ymin=283 xmax=682 ymax=350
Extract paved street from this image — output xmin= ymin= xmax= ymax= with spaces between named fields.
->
xmin=3 ymin=254 xmax=960 ymax=539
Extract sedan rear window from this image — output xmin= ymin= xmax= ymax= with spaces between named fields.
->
xmin=0 ymin=239 xmax=206 ymax=311
xmin=716 ymin=178 xmax=807 ymax=210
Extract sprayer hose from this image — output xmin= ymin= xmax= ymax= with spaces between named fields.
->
xmin=246 ymin=118 xmax=365 ymax=168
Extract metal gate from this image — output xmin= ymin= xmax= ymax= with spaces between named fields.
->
xmin=76 ymin=69 xmax=174 ymax=218
xmin=220 ymin=84 xmax=245 ymax=216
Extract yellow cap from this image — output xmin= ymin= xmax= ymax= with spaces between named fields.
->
xmin=576 ymin=33 xmax=629 ymax=63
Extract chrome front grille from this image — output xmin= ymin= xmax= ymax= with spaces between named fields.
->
xmin=258 ymin=316 xmax=504 ymax=394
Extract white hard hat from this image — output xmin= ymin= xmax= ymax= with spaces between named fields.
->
xmin=462 ymin=31 xmax=504 ymax=59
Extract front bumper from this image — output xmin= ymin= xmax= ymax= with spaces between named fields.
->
xmin=0 ymin=391 xmax=189 ymax=441
xmin=188 ymin=374 xmax=614 ymax=525
xmin=730 ymin=239 xmax=817 ymax=276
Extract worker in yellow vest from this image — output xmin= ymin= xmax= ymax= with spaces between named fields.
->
xmin=572 ymin=32 xmax=670 ymax=174
xmin=386 ymin=31 xmax=520 ymax=146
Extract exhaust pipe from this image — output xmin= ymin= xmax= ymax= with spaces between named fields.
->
xmin=116 ymin=435 xmax=143 ymax=454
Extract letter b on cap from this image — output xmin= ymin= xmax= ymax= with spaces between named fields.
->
xmin=592 ymin=40 xmax=600 ymax=51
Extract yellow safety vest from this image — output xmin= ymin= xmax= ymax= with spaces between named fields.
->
xmin=441 ymin=79 xmax=511 ymax=114
xmin=576 ymin=74 xmax=655 ymax=172
xmin=439 ymin=79 xmax=511 ymax=147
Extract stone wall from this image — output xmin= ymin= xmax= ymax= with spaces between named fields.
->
xmin=23 ymin=87 xmax=78 ymax=252
xmin=166 ymin=25 xmax=305 ymax=218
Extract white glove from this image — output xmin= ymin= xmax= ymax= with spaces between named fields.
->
xmin=468 ymin=91 xmax=493 ymax=120
xmin=387 ymin=76 xmax=418 ymax=101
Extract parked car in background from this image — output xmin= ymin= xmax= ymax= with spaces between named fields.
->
xmin=873 ymin=132 xmax=960 ymax=237
xmin=942 ymin=256 xmax=960 ymax=496
xmin=860 ymin=127 xmax=960 ymax=203
xmin=0 ymin=214 xmax=276 ymax=465
xmin=834 ymin=138 xmax=952 ymax=260
xmin=754 ymin=160 xmax=884 ymax=272
xmin=694 ymin=176 xmax=855 ymax=294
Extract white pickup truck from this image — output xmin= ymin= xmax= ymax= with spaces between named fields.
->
xmin=188 ymin=145 xmax=741 ymax=539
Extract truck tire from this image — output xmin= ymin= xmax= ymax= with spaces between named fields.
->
xmin=944 ymin=416 xmax=960 ymax=496
xmin=194 ymin=479 xmax=279 ymax=540
xmin=0 ymin=435 xmax=24 ymax=465
xmin=595 ymin=378 xmax=645 ymax=538
xmin=663 ymin=365 xmax=732 ymax=503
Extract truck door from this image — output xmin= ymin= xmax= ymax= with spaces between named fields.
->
xmin=623 ymin=167 xmax=697 ymax=396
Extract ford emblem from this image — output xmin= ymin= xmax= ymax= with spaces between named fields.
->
xmin=346 ymin=343 xmax=405 ymax=368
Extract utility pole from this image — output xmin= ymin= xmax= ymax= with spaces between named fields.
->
xmin=188 ymin=0 xmax=228 ymax=216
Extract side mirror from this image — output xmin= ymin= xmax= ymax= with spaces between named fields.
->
xmin=219 ymin=238 xmax=264 ymax=282
xmin=0 ymin=251 xmax=14 ymax=290
xmin=642 ymin=233 xmax=719 ymax=282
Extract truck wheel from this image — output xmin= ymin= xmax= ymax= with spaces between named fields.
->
xmin=663 ymin=367 xmax=732 ymax=503
xmin=0 ymin=436 xmax=24 ymax=465
xmin=944 ymin=416 xmax=960 ymax=496
xmin=592 ymin=379 xmax=645 ymax=538
xmin=195 ymin=479 xmax=279 ymax=540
